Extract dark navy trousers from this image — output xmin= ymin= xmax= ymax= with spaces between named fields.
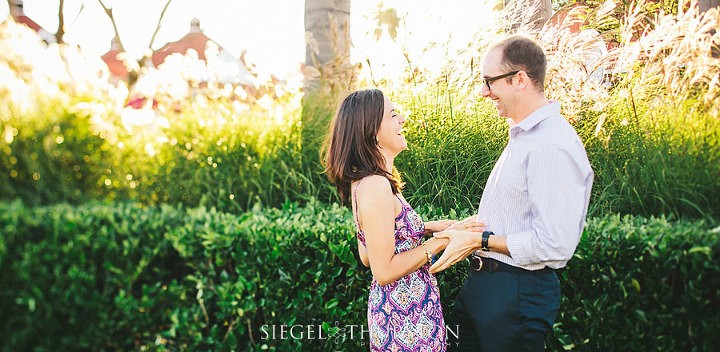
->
xmin=449 ymin=268 xmax=560 ymax=351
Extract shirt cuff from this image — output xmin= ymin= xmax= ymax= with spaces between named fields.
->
xmin=505 ymin=230 xmax=537 ymax=265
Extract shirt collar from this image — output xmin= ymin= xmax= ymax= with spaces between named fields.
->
xmin=509 ymin=101 xmax=561 ymax=133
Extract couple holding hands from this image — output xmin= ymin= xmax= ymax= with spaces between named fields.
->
xmin=324 ymin=35 xmax=594 ymax=351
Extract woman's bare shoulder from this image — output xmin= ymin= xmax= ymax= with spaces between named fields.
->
xmin=356 ymin=175 xmax=392 ymax=195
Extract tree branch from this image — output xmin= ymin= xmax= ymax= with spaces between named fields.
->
xmin=97 ymin=0 xmax=124 ymax=51
xmin=148 ymin=0 xmax=173 ymax=50
xmin=55 ymin=0 xmax=65 ymax=44
xmin=68 ymin=3 xmax=85 ymax=29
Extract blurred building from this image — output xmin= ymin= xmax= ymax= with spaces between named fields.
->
xmin=118 ymin=18 xmax=258 ymax=116
xmin=98 ymin=17 xmax=253 ymax=85
xmin=8 ymin=0 xmax=55 ymax=44
xmin=150 ymin=17 xmax=252 ymax=85
xmin=151 ymin=17 xmax=212 ymax=67
xmin=101 ymin=36 xmax=130 ymax=82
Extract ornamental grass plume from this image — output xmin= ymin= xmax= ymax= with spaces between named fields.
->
xmin=503 ymin=0 xmax=720 ymax=125
xmin=627 ymin=3 xmax=720 ymax=117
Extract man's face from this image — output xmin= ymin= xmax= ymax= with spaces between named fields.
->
xmin=480 ymin=49 xmax=517 ymax=119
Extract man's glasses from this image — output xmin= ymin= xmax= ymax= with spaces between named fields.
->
xmin=482 ymin=71 xmax=520 ymax=91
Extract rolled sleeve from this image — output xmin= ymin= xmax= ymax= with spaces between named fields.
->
xmin=505 ymin=230 xmax=536 ymax=265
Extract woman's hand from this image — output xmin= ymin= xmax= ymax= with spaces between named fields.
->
xmin=425 ymin=236 xmax=450 ymax=254
xmin=445 ymin=216 xmax=485 ymax=232
xmin=424 ymin=219 xmax=458 ymax=236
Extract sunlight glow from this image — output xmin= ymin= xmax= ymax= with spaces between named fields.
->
xmin=1 ymin=0 xmax=498 ymax=80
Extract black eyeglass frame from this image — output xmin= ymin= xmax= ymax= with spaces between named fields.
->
xmin=482 ymin=70 xmax=520 ymax=91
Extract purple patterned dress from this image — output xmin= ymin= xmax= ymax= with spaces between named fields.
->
xmin=353 ymin=183 xmax=446 ymax=351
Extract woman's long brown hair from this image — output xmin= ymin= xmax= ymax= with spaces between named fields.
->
xmin=323 ymin=89 xmax=401 ymax=206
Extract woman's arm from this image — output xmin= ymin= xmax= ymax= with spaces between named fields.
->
xmin=357 ymin=176 xmax=448 ymax=286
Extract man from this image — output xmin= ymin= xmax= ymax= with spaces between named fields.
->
xmin=429 ymin=35 xmax=594 ymax=351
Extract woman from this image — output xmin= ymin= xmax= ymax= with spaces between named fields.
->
xmin=324 ymin=89 xmax=481 ymax=351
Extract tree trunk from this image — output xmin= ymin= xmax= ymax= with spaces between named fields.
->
xmin=530 ymin=0 xmax=552 ymax=30
xmin=504 ymin=0 xmax=552 ymax=31
xmin=304 ymin=0 xmax=350 ymax=66
xmin=699 ymin=0 xmax=720 ymax=13
xmin=303 ymin=0 xmax=350 ymax=92
xmin=301 ymin=0 xmax=351 ymax=204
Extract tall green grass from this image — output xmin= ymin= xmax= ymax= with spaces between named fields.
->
xmin=391 ymin=84 xmax=506 ymax=213
xmin=578 ymin=92 xmax=720 ymax=219
xmin=0 ymin=87 xmax=309 ymax=212
xmin=375 ymin=82 xmax=720 ymax=219
xmin=0 ymin=19 xmax=313 ymax=212
xmin=379 ymin=1 xmax=720 ymax=219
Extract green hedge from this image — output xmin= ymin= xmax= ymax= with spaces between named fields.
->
xmin=1 ymin=201 xmax=718 ymax=351
xmin=550 ymin=214 xmax=720 ymax=351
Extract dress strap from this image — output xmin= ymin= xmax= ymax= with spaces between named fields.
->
xmin=353 ymin=178 xmax=365 ymax=232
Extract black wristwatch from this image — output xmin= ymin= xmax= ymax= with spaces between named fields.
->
xmin=481 ymin=231 xmax=493 ymax=251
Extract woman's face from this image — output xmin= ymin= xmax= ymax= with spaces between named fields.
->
xmin=376 ymin=96 xmax=407 ymax=156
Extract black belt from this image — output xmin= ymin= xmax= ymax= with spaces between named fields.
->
xmin=469 ymin=255 xmax=554 ymax=273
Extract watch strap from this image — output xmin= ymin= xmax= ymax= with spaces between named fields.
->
xmin=481 ymin=231 xmax=493 ymax=251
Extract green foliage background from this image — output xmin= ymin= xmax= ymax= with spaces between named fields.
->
xmin=2 ymin=2 xmax=720 ymax=351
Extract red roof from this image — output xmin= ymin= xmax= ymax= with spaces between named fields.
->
xmin=546 ymin=5 xmax=585 ymax=33
xmin=125 ymin=97 xmax=158 ymax=109
xmin=14 ymin=15 xmax=43 ymax=32
xmin=101 ymin=49 xmax=129 ymax=79
xmin=151 ymin=31 xmax=221 ymax=67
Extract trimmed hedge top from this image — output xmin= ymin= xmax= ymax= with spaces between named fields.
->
xmin=0 ymin=200 xmax=718 ymax=351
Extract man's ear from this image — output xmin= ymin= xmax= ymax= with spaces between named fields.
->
xmin=516 ymin=71 xmax=532 ymax=90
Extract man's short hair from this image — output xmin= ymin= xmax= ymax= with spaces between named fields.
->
xmin=490 ymin=35 xmax=547 ymax=92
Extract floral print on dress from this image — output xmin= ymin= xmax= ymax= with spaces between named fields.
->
xmin=353 ymin=186 xmax=446 ymax=352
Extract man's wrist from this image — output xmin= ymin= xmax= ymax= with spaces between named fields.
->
xmin=471 ymin=232 xmax=485 ymax=251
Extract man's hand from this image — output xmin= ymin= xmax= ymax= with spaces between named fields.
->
xmin=445 ymin=216 xmax=485 ymax=232
xmin=429 ymin=229 xmax=483 ymax=273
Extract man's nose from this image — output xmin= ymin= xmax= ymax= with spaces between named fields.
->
xmin=480 ymin=83 xmax=491 ymax=98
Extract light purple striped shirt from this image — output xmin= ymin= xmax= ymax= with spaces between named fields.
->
xmin=476 ymin=101 xmax=593 ymax=270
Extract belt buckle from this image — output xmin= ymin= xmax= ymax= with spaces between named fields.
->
xmin=470 ymin=256 xmax=483 ymax=271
